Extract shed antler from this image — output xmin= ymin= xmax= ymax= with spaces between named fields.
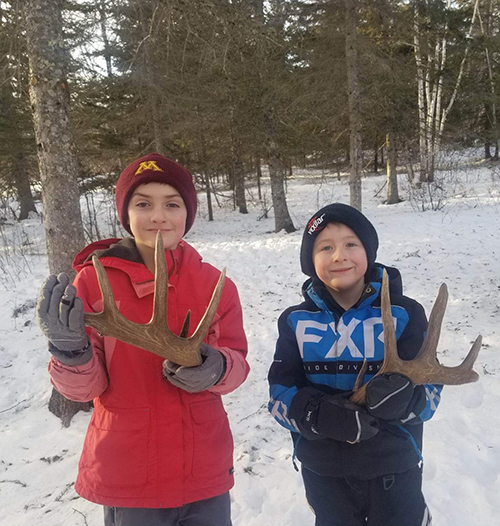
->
xmin=83 ymin=232 xmax=226 ymax=367
xmin=350 ymin=270 xmax=482 ymax=405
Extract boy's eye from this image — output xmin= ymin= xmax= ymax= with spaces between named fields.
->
xmin=346 ymin=242 xmax=357 ymax=248
xmin=321 ymin=245 xmax=333 ymax=251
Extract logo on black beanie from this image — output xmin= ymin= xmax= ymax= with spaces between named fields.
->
xmin=307 ymin=214 xmax=326 ymax=235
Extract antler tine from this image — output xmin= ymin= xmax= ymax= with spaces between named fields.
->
xmin=462 ymin=335 xmax=482 ymax=371
xmin=352 ymin=360 xmax=368 ymax=393
xmin=84 ymin=256 xmax=121 ymax=334
xmin=350 ymin=270 xmax=396 ymax=404
xmin=93 ymin=256 xmax=116 ymax=313
xmin=186 ymin=268 xmax=226 ymax=347
xmin=152 ymin=230 xmax=169 ymax=323
xmin=179 ymin=311 xmax=191 ymax=338
xmin=418 ymin=283 xmax=448 ymax=365
xmin=378 ymin=269 xmax=399 ymax=372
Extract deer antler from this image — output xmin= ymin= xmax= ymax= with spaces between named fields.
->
xmin=350 ymin=270 xmax=482 ymax=405
xmin=83 ymin=232 xmax=226 ymax=367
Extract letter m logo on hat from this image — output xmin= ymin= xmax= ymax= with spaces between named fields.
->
xmin=134 ymin=160 xmax=163 ymax=176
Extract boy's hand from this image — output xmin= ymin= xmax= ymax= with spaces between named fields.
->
xmin=305 ymin=394 xmax=379 ymax=443
xmin=365 ymin=373 xmax=426 ymax=422
xmin=36 ymin=273 xmax=89 ymax=351
xmin=162 ymin=344 xmax=226 ymax=393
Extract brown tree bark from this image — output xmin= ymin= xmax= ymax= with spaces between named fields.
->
xmin=264 ymin=108 xmax=296 ymax=233
xmin=26 ymin=0 xmax=91 ymax=426
xmin=256 ymin=156 xmax=263 ymax=201
xmin=251 ymin=0 xmax=296 ymax=233
xmin=345 ymin=0 xmax=362 ymax=211
xmin=196 ymin=107 xmax=214 ymax=221
xmin=229 ymin=107 xmax=248 ymax=214
xmin=233 ymin=155 xmax=248 ymax=215
xmin=26 ymin=0 xmax=86 ymax=274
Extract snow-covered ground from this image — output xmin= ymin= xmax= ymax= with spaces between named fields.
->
xmin=1 ymin=157 xmax=499 ymax=525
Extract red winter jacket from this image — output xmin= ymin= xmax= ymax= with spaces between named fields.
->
xmin=48 ymin=238 xmax=249 ymax=508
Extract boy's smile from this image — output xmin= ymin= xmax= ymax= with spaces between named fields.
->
xmin=127 ymin=182 xmax=187 ymax=255
xmin=312 ymin=222 xmax=368 ymax=309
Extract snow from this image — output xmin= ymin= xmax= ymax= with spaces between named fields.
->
xmin=1 ymin=156 xmax=499 ymax=525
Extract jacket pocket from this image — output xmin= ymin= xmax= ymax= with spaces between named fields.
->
xmin=190 ymin=398 xmax=233 ymax=481
xmin=81 ymin=406 xmax=150 ymax=487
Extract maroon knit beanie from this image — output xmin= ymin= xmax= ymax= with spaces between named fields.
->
xmin=115 ymin=153 xmax=198 ymax=236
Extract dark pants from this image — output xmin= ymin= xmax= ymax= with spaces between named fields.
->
xmin=302 ymin=466 xmax=432 ymax=526
xmin=103 ymin=492 xmax=231 ymax=526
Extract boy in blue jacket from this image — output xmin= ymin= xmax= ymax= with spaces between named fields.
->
xmin=268 ymin=203 xmax=441 ymax=526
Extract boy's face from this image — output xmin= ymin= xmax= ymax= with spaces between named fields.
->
xmin=127 ymin=182 xmax=187 ymax=251
xmin=312 ymin=223 xmax=368 ymax=294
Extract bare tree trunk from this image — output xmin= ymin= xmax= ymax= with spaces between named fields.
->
xmin=12 ymin=151 xmax=37 ymax=220
xmin=48 ymin=392 xmax=92 ymax=428
xmin=252 ymin=0 xmax=264 ymax=22
xmin=151 ymin=94 xmax=165 ymax=155
xmin=345 ymin=0 xmax=362 ymax=210
xmin=478 ymin=0 xmax=499 ymax=159
xmin=138 ymin=1 xmax=165 ymax=155
xmin=196 ymin=107 xmax=213 ymax=221
xmin=229 ymin=112 xmax=248 ymax=214
xmin=386 ymin=132 xmax=400 ymax=204
xmin=233 ymin=155 xmax=248 ymax=214
xmin=98 ymin=0 xmax=113 ymax=78
xmin=264 ymin=109 xmax=296 ymax=233
xmin=414 ymin=2 xmax=429 ymax=184
xmin=26 ymin=0 xmax=85 ymax=273
xmin=268 ymin=160 xmax=295 ymax=233
xmin=26 ymin=0 xmax=91 ymax=426
xmin=256 ymin=156 xmax=262 ymax=201
xmin=204 ymin=169 xmax=213 ymax=222
xmin=414 ymin=0 xmax=480 ymax=183
xmin=404 ymin=145 xmax=415 ymax=183
xmin=254 ymin=0 xmax=295 ymax=232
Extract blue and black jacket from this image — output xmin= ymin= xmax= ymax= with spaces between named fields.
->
xmin=268 ymin=264 xmax=442 ymax=479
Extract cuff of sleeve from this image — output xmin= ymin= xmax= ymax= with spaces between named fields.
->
xmin=215 ymin=352 xmax=227 ymax=384
xmin=48 ymin=341 xmax=93 ymax=366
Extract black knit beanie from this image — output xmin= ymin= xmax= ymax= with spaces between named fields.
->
xmin=300 ymin=203 xmax=379 ymax=278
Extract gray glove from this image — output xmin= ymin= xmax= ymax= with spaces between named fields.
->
xmin=162 ymin=343 xmax=226 ymax=393
xmin=36 ymin=273 xmax=89 ymax=352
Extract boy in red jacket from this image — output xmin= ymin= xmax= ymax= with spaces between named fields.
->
xmin=36 ymin=154 xmax=249 ymax=526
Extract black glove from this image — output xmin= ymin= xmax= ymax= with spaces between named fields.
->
xmin=365 ymin=373 xmax=426 ymax=423
xmin=301 ymin=393 xmax=379 ymax=443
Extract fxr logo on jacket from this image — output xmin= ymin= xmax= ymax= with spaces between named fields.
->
xmin=288 ymin=307 xmax=408 ymax=362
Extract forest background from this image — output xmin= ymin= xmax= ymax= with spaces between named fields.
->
xmin=1 ymin=1 xmax=500 ymax=524
xmin=1 ymin=0 xmax=500 ymax=230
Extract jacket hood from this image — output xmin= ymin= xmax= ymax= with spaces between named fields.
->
xmin=73 ymin=238 xmax=133 ymax=270
xmin=302 ymin=262 xmax=403 ymax=312
xmin=72 ymin=237 xmax=203 ymax=281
